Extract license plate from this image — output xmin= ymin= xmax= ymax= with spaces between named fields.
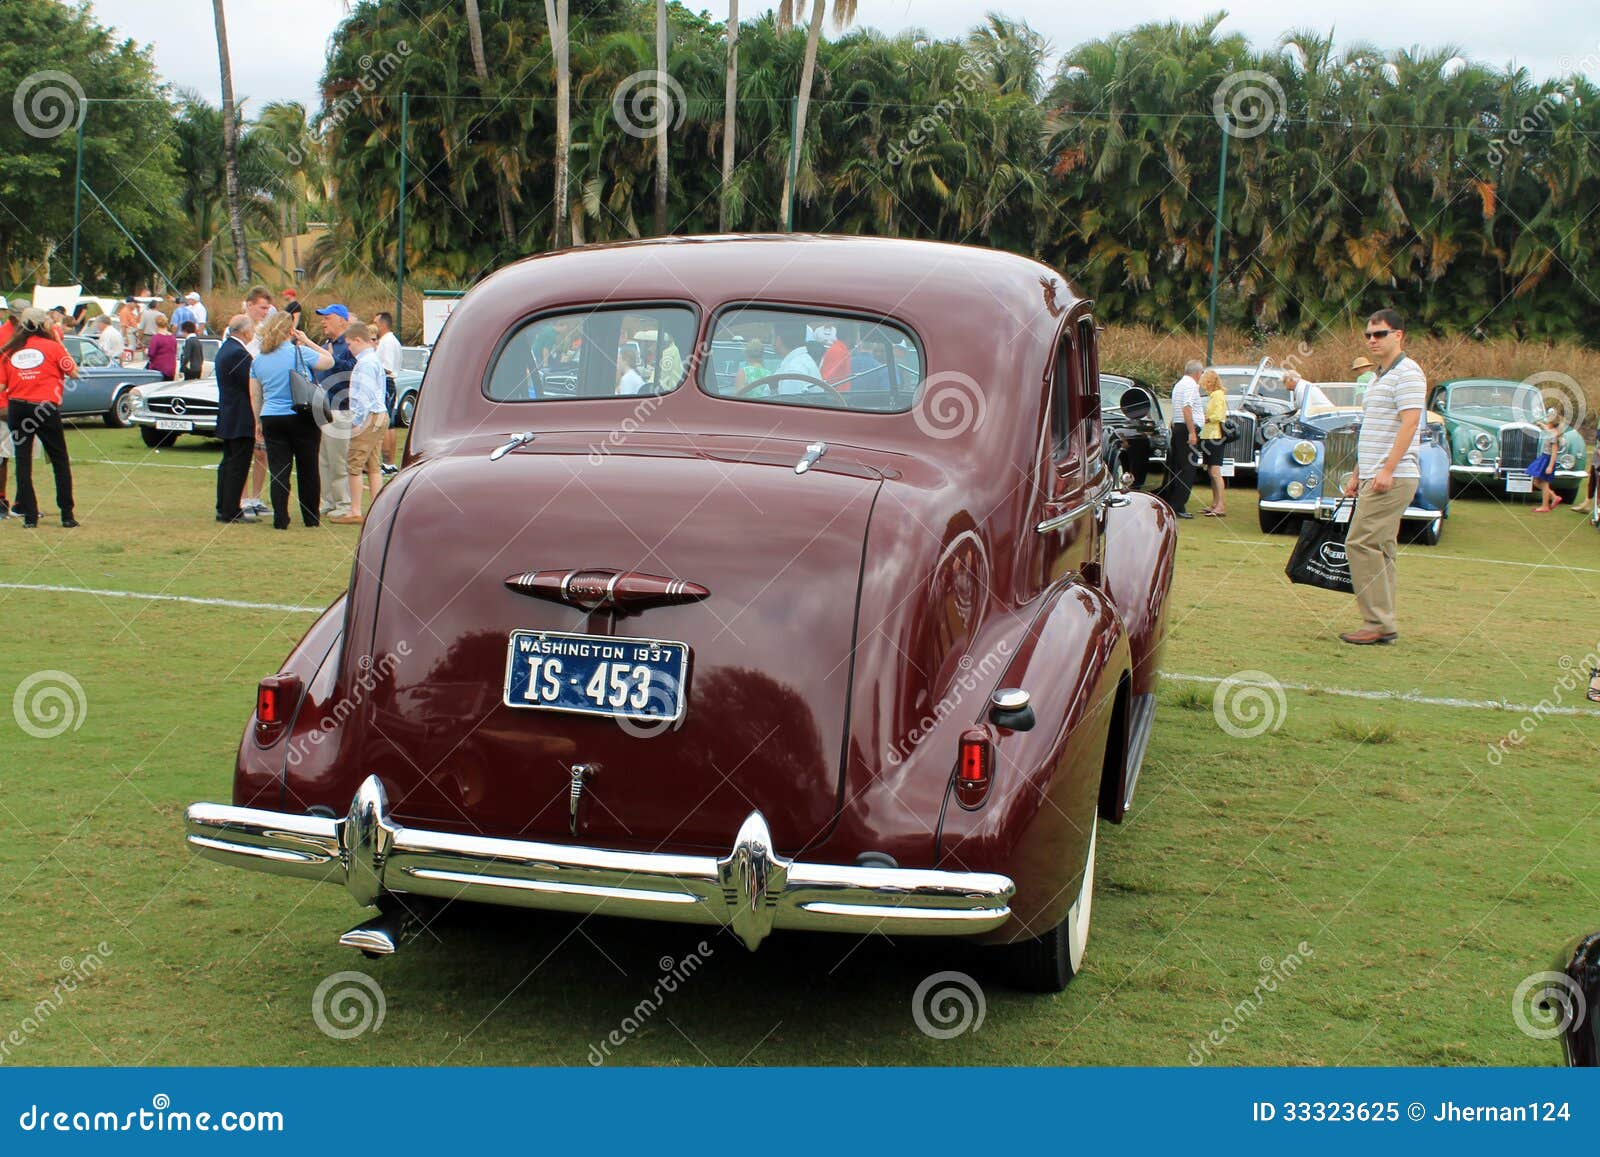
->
xmin=503 ymin=630 xmax=688 ymax=723
xmin=1506 ymin=476 xmax=1533 ymax=493
xmin=1219 ymin=462 xmax=1236 ymax=478
xmin=155 ymin=418 xmax=193 ymax=431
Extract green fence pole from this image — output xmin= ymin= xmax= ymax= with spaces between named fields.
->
xmin=784 ymin=95 xmax=798 ymax=232
xmin=79 ymin=180 xmax=173 ymax=288
xmin=71 ymin=113 xmax=85 ymax=282
xmin=395 ymin=92 xmax=409 ymax=337
xmin=1206 ymin=124 xmax=1229 ymax=365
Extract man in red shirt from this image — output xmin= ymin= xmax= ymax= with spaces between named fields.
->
xmin=0 ymin=308 xmax=79 ymax=527
xmin=0 ymin=297 xmax=25 ymax=516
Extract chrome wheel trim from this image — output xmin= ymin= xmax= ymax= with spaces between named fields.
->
xmin=1067 ymin=816 xmax=1097 ymax=973
xmin=114 ymin=391 xmax=135 ymax=425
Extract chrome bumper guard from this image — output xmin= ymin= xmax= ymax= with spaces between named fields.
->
xmin=185 ymin=776 xmax=1015 ymax=950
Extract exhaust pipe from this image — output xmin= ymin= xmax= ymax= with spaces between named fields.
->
xmin=338 ymin=900 xmax=427 ymax=958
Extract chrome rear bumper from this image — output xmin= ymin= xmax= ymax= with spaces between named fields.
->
xmin=185 ymin=776 xmax=1015 ymax=950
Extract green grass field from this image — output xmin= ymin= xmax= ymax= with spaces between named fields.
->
xmin=2 ymin=426 xmax=1597 ymax=1066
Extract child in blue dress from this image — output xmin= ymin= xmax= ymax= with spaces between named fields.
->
xmin=1530 ymin=413 xmax=1564 ymax=513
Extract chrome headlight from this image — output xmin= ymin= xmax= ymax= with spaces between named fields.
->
xmin=1558 ymin=453 xmax=1577 ymax=470
xmin=1467 ymin=449 xmax=1483 ymax=466
xmin=1291 ymin=440 xmax=1316 ymax=466
xmin=1473 ymin=431 xmax=1493 ymax=451
xmin=1286 ymin=481 xmax=1306 ymax=499
xmin=1262 ymin=420 xmax=1282 ymax=441
xmin=127 ymin=389 xmax=144 ymax=409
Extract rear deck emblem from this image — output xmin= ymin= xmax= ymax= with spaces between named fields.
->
xmin=505 ymin=569 xmax=709 ymax=613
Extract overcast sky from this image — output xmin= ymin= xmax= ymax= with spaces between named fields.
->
xmin=107 ymin=0 xmax=1598 ymax=112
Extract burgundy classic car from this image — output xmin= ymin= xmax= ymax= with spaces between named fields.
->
xmin=184 ymin=235 xmax=1177 ymax=992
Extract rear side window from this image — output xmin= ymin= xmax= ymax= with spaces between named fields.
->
xmin=485 ymin=305 xmax=697 ymax=401
xmin=699 ymin=306 xmax=924 ymax=413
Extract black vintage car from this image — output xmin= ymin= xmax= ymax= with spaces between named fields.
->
xmin=1555 ymin=931 xmax=1599 ymax=1066
xmin=1100 ymin=373 xmax=1168 ymax=490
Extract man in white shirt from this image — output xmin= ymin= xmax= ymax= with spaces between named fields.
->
xmin=96 ymin=316 xmax=124 ymax=362
xmin=330 ymin=322 xmax=389 ymax=525
xmin=1159 ymin=359 xmax=1204 ymax=518
xmin=1339 ymin=309 xmax=1424 ymax=646
xmin=772 ymin=320 xmax=821 ymax=396
xmin=374 ymin=312 xmax=403 ymax=474
xmin=616 ymin=345 xmax=645 ymax=395
xmin=186 ymin=292 xmax=208 ymax=335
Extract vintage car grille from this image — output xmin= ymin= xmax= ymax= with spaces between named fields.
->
xmin=1498 ymin=425 xmax=1540 ymax=472
xmin=1322 ymin=428 xmax=1359 ymax=501
xmin=147 ymin=396 xmax=218 ymax=417
xmin=1223 ymin=413 xmax=1256 ymax=462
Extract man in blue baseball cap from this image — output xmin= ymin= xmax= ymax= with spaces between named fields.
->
xmin=314 ymin=304 xmax=357 ymax=519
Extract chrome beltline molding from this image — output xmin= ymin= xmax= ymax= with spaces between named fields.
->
xmin=185 ymin=776 xmax=1015 ymax=950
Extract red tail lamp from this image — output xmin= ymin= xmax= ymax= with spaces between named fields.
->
xmin=255 ymin=674 xmax=303 ymax=745
xmin=955 ymin=726 xmax=994 ymax=810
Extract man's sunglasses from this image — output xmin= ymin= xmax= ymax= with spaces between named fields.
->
xmin=1364 ymin=329 xmax=1396 ymax=339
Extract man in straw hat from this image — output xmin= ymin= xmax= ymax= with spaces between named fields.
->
xmin=1351 ymin=355 xmax=1377 ymax=385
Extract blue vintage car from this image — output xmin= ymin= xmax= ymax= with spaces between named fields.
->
xmin=1256 ymin=381 xmax=1451 ymax=544
xmin=60 ymin=335 xmax=166 ymax=427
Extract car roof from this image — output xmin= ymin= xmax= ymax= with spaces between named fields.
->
xmin=416 ymin=235 xmax=1087 ymax=460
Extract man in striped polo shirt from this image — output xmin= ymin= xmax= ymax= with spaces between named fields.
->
xmin=1339 ymin=309 xmax=1424 ymax=645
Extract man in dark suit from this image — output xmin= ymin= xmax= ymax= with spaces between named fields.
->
xmin=214 ymin=314 xmax=257 ymax=523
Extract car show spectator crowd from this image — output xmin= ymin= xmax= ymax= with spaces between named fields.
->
xmin=0 ymin=289 xmax=400 ymax=530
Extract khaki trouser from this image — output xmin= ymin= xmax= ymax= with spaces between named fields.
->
xmin=1346 ymin=475 xmax=1420 ymax=635
xmin=319 ymin=425 xmax=352 ymax=516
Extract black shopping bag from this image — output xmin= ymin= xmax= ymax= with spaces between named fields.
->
xmin=1286 ymin=500 xmax=1354 ymax=593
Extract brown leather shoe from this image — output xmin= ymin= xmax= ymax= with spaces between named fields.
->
xmin=328 ymin=514 xmax=364 ymax=525
xmin=1339 ymin=628 xmax=1397 ymax=645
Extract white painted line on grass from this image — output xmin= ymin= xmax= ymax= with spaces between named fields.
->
xmin=1163 ymin=671 xmax=1600 ymax=717
xmin=1417 ymin=553 xmax=1600 ymax=576
xmin=0 ymin=582 xmax=324 ymax=614
xmin=81 ymin=458 xmax=217 ymax=471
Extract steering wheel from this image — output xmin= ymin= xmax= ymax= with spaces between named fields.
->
xmin=734 ymin=373 xmax=850 ymax=405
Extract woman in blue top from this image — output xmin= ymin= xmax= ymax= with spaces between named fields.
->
xmin=249 ymin=311 xmax=334 ymax=529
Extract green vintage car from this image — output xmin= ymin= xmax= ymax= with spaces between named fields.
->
xmin=1428 ymin=378 xmax=1588 ymax=499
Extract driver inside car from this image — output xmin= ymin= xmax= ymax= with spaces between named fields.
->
xmin=772 ymin=319 xmax=821 ymax=394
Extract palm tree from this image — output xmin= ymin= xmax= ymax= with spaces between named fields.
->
xmin=545 ymin=0 xmax=572 ymax=247
xmin=212 ymin=0 xmax=250 ymax=283
xmin=777 ymin=0 xmax=856 ymax=228
xmin=465 ymin=0 xmax=518 ymax=246
xmin=720 ymin=0 xmax=739 ymax=231
xmin=654 ymin=0 xmax=671 ymax=234
xmin=251 ymin=102 xmax=321 ymax=276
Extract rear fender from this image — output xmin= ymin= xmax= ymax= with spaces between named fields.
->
xmin=937 ymin=582 xmax=1130 ymax=943
xmin=1100 ymin=490 xmax=1176 ymax=697
xmin=232 ymin=596 xmax=346 ymax=810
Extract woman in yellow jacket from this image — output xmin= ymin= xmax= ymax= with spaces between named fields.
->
xmin=1198 ymin=369 xmax=1229 ymax=516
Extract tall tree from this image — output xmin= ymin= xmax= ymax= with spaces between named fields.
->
xmin=654 ymin=0 xmax=670 ymax=234
xmin=211 ymin=0 xmax=250 ymax=283
xmin=777 ymin=0 xmax=855 ymax=227
xmin=545 ymin=0 xmax=572 ymax=248
xmin=465 ymin=0 xmax=519 ymax=247
xmin=720 ymin=0 xmax=739 ymax=230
